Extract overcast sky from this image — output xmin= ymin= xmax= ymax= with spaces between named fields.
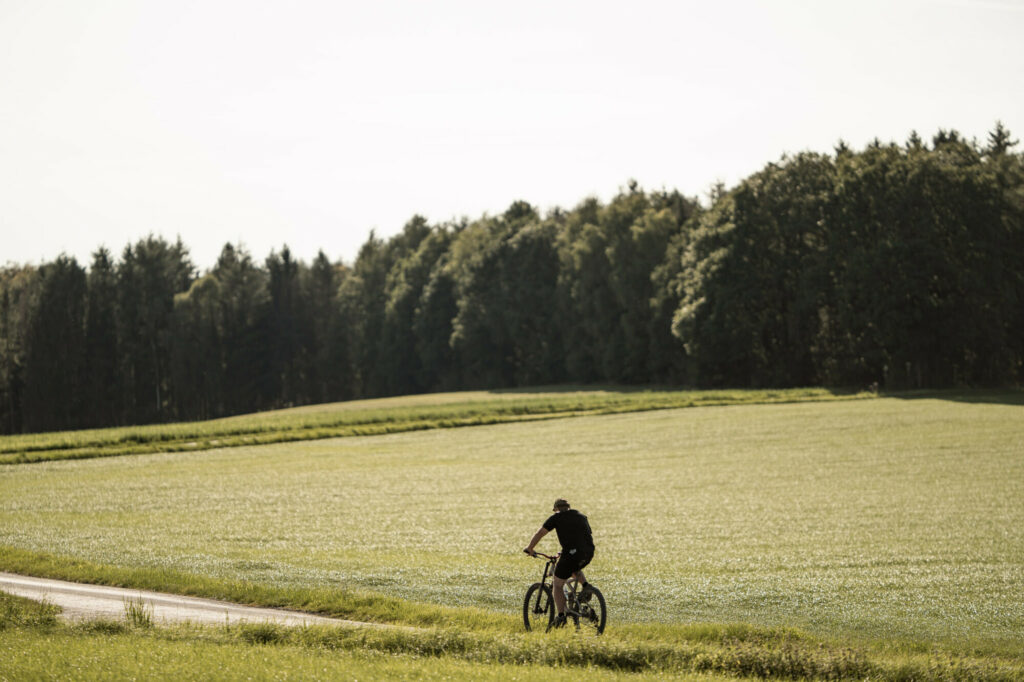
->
xmin=2 ymin=0 xmax=1023 ymax=270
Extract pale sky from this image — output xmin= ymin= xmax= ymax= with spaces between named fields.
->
xmin=2 ymin=0 xmax=1022 ymax=270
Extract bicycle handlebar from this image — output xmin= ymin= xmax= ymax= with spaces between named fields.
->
xmin=523 ymin=550 xmax=558 ymax=560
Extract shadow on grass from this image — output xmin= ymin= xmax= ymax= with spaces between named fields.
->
xmin=486 ymin=384 xmax=674 ymax=395
xmin=490 ymin=383 xmax=1024 ymax=406
xmin=486 ymin=384 xmax=870 ymax=397
xmin=882 ymin=388 xmax=1024 ymax=406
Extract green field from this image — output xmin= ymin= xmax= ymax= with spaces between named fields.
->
xmin=0 ymin=387 xmax=866 ymax=463
xmin=0 ymin=590 xmax=741 ymax=681
xmin=2 ymin=389 xmax=1023 ymax=679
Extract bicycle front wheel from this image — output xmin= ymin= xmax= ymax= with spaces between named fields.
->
xmin=577 ymin=585 xmax=607 ymax=634
xmin=522 ymin=582 xmax=553 ymax=631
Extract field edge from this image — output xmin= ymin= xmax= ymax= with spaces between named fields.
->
xmin=2 ymin=547 xmax=1022 ymax=682
xmin=0 ymin=386 xmax=879 ymax=464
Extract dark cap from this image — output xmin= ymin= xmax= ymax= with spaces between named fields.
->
xmin=552 ymin=498 xmax=570 ymax=511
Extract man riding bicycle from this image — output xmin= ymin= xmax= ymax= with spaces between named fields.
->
xmin=523 ymin=498 xmax=595 ymax=628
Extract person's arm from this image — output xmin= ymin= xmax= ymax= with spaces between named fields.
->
xmin=523 ymin=527 xmax=549 ymax=556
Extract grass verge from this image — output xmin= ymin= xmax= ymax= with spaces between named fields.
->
xmin=2 ymin=589 xmax=1021 ymax=681
xmin=2 ymin=548 xmax=1022 ymax=681
xmin=0 ymin=629 xmax=744 ymax=682
xmin=0 ymin=546 xmax=501 ymax=629
xmin=0 ymin=590 xmax=59 ymax=630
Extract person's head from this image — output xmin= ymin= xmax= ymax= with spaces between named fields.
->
xmin=552 ymin=498 xmax=570 ymax=512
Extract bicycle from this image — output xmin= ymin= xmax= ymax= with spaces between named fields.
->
xmin=522 ymin=551 xmax=606 ymax=634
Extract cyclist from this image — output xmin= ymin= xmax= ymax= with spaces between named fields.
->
xmin=523 ymin=498 xmax=595 ymax=628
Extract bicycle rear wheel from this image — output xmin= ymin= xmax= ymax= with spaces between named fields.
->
xmin=522 ymin=582 xmax=553 ymax=631
xmin=576 ymin=585 xmax=606 ymax=634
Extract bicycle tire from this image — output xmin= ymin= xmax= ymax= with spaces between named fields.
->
xmin=522 ymin=582 xmax=553 ymax=631
xmin=576 ymin=585 xmax=607 ymax=634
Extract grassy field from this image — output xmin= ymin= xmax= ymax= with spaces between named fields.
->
xmin=0 ymin=386 xmax=867 ymax=464
xmin=2 ymin=592 xmax=1018 ymax=681
xmin=0 ymin=592 xmax=745 ymax=681
xmin=2 ymin=389 xmax=1023 ymax=679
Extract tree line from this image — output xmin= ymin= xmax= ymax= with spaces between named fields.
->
xmin=2 ymin=125 xmax=1022 ymax=434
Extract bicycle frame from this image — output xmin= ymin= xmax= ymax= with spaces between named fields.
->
xmin=529 ymin=552 xmax=582 ymax=613
xmin=523 ymin=550 xmax=606 ymax=634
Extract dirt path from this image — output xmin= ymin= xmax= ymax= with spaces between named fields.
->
xmin=0 ymin=572 xmax=372 ymax=627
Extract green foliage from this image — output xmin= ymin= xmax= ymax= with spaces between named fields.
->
xmin=117 ymin=236 xmax=195 ymax=424
xmin=84 ymin=249 xmax=120 ymax=427
xmin=225 ymin=623 xmax=878 ymax=679
xmin=2 ymin=596 xmax=1022 ymax=680
xmin=123 ymin=597 xmax=154 ymax=629
xmin=1 ymin=126 xmax=1022 ymax=435
xmin=381 ymin=223 xmax=454 ymax=395
xmin=822 ymin=137 xmax=1011 ymax=386
xmin=672 ymin=154 xmax=835 ymax=386
xmin=0 ymin=591 xmax=59 ymax=630
xmin=451 ymin=216 xmax=564 ymax=387
xmin=0 ymin=628 xmax=751 ymax=681
xmin=673 ymin=128 xmax=1024 ymax=388
xmin=0 ymin=266 xmax=37 ymax=434
xmin=22 ymin=256 xmax=88 ymax=432
xmin=559 ymin=188 xmax=700 ymax=384
xmin=304 ymin=250 xmax=351 ymax=403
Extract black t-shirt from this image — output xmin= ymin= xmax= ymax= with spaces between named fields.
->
xmin=543 ymin=509 xmax=594 ymax=552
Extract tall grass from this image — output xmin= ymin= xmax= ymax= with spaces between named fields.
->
xmin=123 ymin=597 xmax=153 ymax=629
xmin=0 ymin=627 xmax=751 ymax=681
xmin=2 ymin=587 xmax=1021 ymax=680
xmin=0 ymin=591 xmax=59 ymax=630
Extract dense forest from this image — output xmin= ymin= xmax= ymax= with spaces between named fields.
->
xmin=2 ymin=126 xmax=1022 ymax=434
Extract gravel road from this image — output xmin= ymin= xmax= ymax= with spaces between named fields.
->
xmin=0 ymin=572 xmax=369 ymax=627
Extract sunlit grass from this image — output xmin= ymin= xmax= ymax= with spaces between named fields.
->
xmin=1 ymin=596 xmax=1020 ymax=681
xmin=122 ymin=596 xmax=153 ymax=629
xmin=0 ymin=591 xmax=59 ymax=630
xmin=5 ymin=593 xmax=1021 ymax=681
xmin=0 ymin=628 xmax=752 ymax=681
xmin=0 ymin=386 xmax=869 ymax=463
xmin=2 ymin=392 xmax=1022 ymax=654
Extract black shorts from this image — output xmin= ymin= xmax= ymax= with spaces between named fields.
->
xmin=554 ymin=548 xmax=593 ymax=580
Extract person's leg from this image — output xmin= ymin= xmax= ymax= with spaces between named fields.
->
xmin=552 ymin=576 xmax=567 ymax=614
xmin=574 ymin=552 xmax=594 ymax=600
xmin=552 ymin=553 xmax=578 ymax=618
